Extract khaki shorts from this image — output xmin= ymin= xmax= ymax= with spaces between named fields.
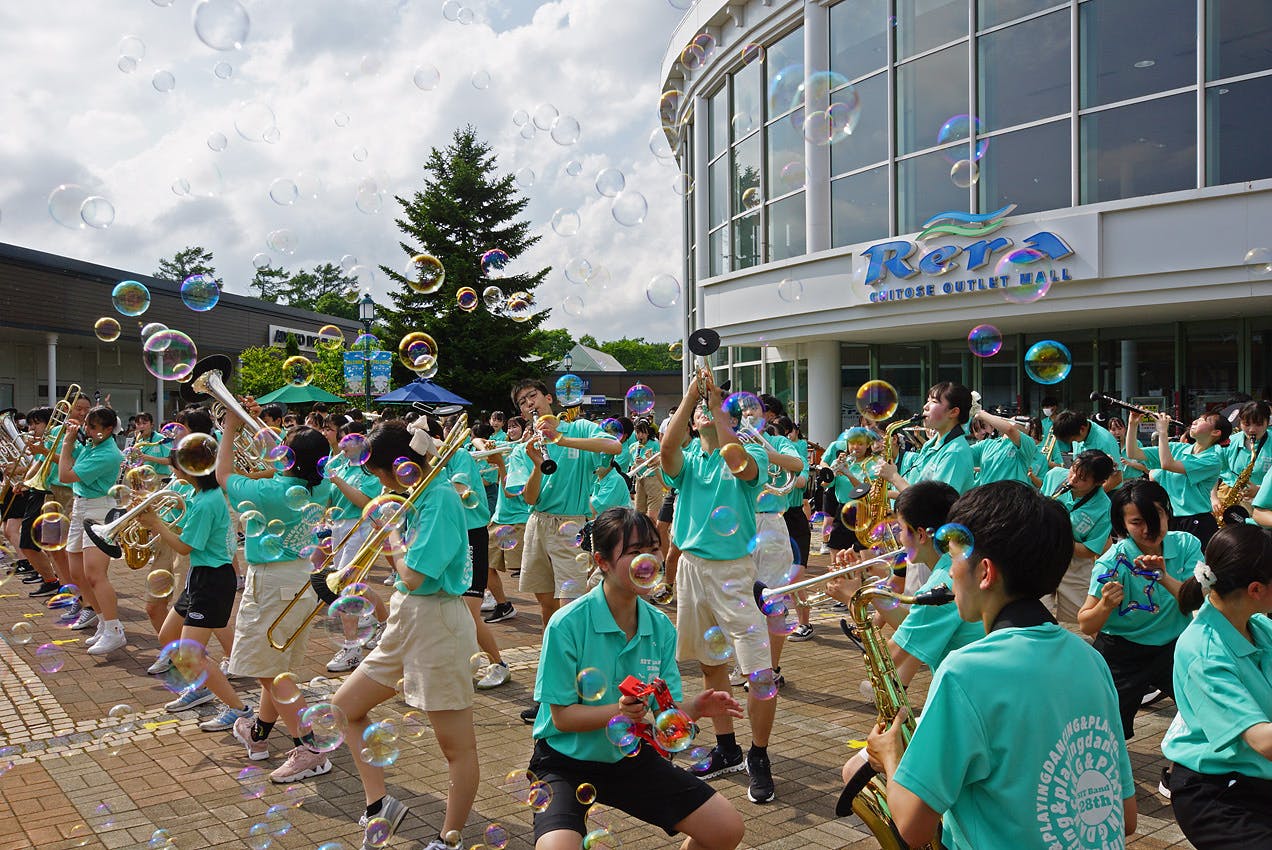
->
xmin=520 ymin=512 xmax=588 ymax=599
xmin=753 ymin=512 xmax=792 ymax=587
xmin=66 ymin=496 xmax=114 ymax=554
xmin=1051 ymin=555 xmax=1094 ymax=624
xmin=675 ymin=551 xmax=770 ymax=675
xmin=360 ymin=593 xmax=478 ymax=712
xmin=228 ymin=559 xmax=315 ymax=679
xmin=633 ymin=476 xmax=663 ymax=515
xmin=488 ymin=523 xmax=524 ymax=573
xmin=48 ymin=484 xmax=74 ymax=516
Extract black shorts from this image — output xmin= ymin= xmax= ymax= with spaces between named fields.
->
xmin=820 ymin=492 xmax=861 ymax=551
xmin=1170 ymin=763 xmax=1272 ymax=849
xmin=173 ymin=564 xmax=236 ymax=629
xmin=14 ymin=491 xmax=46 ymax=550
xmin=657 ymin=490 xmax=677 ymax=525
xmin=528 ymin=739 xmax=716 ymax=841
xmin=1 ymin=488 xmax=30 ymax=523
xmin=1092 ymin=632 xmax=1176 ymax=740
xmin=783 ymin=506 xmax=810 ymax=566
xmin=464 ymin=526 xmax=490 ymax=599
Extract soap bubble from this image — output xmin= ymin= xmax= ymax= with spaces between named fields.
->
xmin=855 ymin=380 xmax=898 ymax=420
xmin=413 ymin=65 xmax=440 ymax=90
xmin=576 ymin=668 xmax=607 ymax=701
xmin=936 ymin=114 xmax=988 ymax=162
xmin=515 ymin=168 xmax=535 ymax=190
xmin=950 ymin=158 xmax=979 ymax=188
xmin=481 ymin=249 xmax=510 ymax=279
xmin=457 ymin=287 xmax=479 ymax=312
xmin=235 ymin=101 xmax=277 ymax=142
xmin=193 ymin=0 xmax=250 ymax=51
xmin=563 ymin=295 xmax=584 ymax=316
xmin=207 ymin=132 xmax=228 ymax=151
xmin=405 ymin=254 xmax=445 ymax=294
xmin=180 ymin=273 xmax=220 ymax=311
xmin=213 ymin=61 xmax=232 ymax=79
xmin=533 ymin=103 xmax=559 ymax=130
xmin=612 ymin=191 xmax=648 ymax=227
xmin=1243 ymin=247 xmax=1272 ymax=274
xmin=175 ymin=432 xmax=218 ymax=476
xmin=471 ymin=70 xmax=491 ymax=90
xmin=80 ymin=196 xmax=115 ymax=228
xmin=596 ymin=168 xmax=625 ymax=197
xmin=555 ymin=374 xmax=585 ymax=406
xmin=708 ymin=505 xmax=739 ymax=536
xmin=94 ymin=317 xmax=122 ymax=342
xmin=1024 ymin=340 xmax=1073 ymax=385
xmin=565 ymin=160 xmax=583 ymax=177
xmin=703 ymin=625 xmax=733 ymax=662
xmin=283 ymin=356 xmax=314 ymax=387
xmin=551 ymin=116 xmax=581 ymax=146
xmin=119 ymin=35 xmax=145 ymax=60
xmin=113 ymin=281 xmax=151 ymax=317
xmin=48 ymin=184 xmax=90 ymax=229
xmin=269 ymin=178 xmax=298 ymax=205
xmin=152 ymin=71 xmax=175 ymax=92
xmin=9 ymin=622 xmax=33 ymax=645
xmin=266 ymin=229 xmax=297 ymax=255
xmin=645 ymin=274 xmax=680 ymax=308
xmin=777 ymin=278 xmax=803 ymax=302
xmin=143 ymin=331 xmax=198 ymax=381
xmin=35 ymin=643 xmax=65 ymax=673
xmin=967 ymin=324 xmax=1002 ymax=358
xmin=933 ymin=523 xmax=975 ymax=559
xmin=551 ymin=209 xmax=581 ymax=237
xmin=625 ymin=384 xmax=655 ymax=415
xmin=998 ymin=248 xmax=1053 ymax=304
xmin=565 ymin=257 xmax=593 ymax=284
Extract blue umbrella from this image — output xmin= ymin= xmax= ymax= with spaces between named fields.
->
xmin=375 ymin=379 xmax=471 ymax=408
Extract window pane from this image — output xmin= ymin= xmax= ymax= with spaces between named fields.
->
xmin=1080 ymin=93 xmax=1196 ymax=204
xmin=1080 ymin=0 xmax=1195 ymax=108
xmin=979 ymin=0 xmax=1063 ymax=31
xmin=898 ymin=148 xmax=971 ymax=234
xmin=709 ymin=87 xmax=728 ymax=160
xmin=733 ymin=212 xmax=761 ymax=271
xmin=830 ymin=72 xmax=888 ymax=175
xmin=1207 ymin=0 xmax=1272 ymax=81
xmin=831 ymin=166 xmax=890 ymax=247
xmin=896 ymin=0 xmax=967 ymax=61
xmin=767 ymin=192 xmax=807 ymax=261
xmin=709 ymin=158 xmax=728 ymax=227
xmin=830 ymin=0 xmax=888 ymax=81
xmin=709 ymin=228 xmax=726 ymax=277
xmin=897 ymin=44 xmax=969 ymax=155
xmin=767 ymin=28 xmax=805 ymax=118
xmin=978 ymin=11 xmax=1069 ymax=132
xmin=732 ymin=134 xmax=761 ymax=213
xmin=980 ymin=119 xmax=1071 ymax=215
xmin=1207 ymin=76 xmax=1272 ymax=186
xmin=766 ymin=108 xmax=805 ymax=197
xmin=736 ymin=347 xmax=763 ymax=362
xmin=733 ymin=60 xmax=762 ymax=143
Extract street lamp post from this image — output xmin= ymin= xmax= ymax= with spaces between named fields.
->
xmin=562 ymin=351 xmax=573 ymax=373
xmin=359 ymin=293 xmax=376 ymax=410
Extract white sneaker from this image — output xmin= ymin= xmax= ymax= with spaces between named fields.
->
xmin=356 ymin=611 xmax=377 ymax=631
xmin=326 ymin=643 xmax=363 ymax=673
xmin=87 ymin=625 xmax=127 ymax=655
xmin=147 ymin=655 xmax=173 ymax=675
xmin=475 ymin=662 xmax=510 ymax=690
xmin=817 ymin=544 xmax=831 ymax=555
xmin=729 ymin=666 xmax=745 ymax=687
xmin=361 ymin=621 xmax=384 ymax=650
xmin=85 ymin=622 xmax=106 ymax=647
xmin=479 ymin=589 xmax=497 ymax=612
xmin=219 ymin=657 xmax=239 ymax=679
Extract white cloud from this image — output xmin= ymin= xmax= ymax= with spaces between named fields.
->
xmin=0 ymin=0 xmax=692 ymax=342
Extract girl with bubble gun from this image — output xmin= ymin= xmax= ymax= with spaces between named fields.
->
xmin=526 ymin=507 xmax=744 ymax=850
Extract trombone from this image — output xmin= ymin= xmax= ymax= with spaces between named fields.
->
xmin=267 ymin=420 xmax=473 ymax=651
xmin=752 ymin=547 xmax=907 ymax=611
xmin=84 ymin=488 xmax=188 ymax=570
xmin=628 ymin=449 xmax=661 ymax=480
xmin=22 ymin=384 xmax=81 ymax=491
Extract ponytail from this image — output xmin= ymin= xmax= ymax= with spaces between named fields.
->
xmin=1179 ymin=524 xmax=1272 ymax=615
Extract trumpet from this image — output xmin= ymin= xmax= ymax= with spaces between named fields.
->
xmin=687 ymin=328 xmax=721 ymax=403
xmin=469 ymin=444 xmax=515 ymax=460
xmin=184 ymin=356 xmax=279 ymax=472
xmin=628 ymin=449 xmax=661 ymax=480
xmin=84 ymin=488 xmax=188 ymax=570
xmin=22 ymin=384 xmax=81 ymax=491
xmin=267 ymin=421 xmax=473 ymax=651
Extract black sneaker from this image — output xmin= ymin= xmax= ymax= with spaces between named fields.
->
xmin=14 ymin=562 xmax=33 ymax=574
xmin=483 ymin=602 xmax=516 ymax=623
xmin=1158 ymin=767 xmax=1172 ymax=801
xmin=22 ymin=573 xmax=44 ymax=584
xmin=520 ymin=703 xmax=540 ymax=725
xmin=746 ymin=748 xmax=775 ymax=803
xmin=697 ymin=745 xmax=745 ymax=780
xmin=29 ymin=580 xmax=60 ymax=598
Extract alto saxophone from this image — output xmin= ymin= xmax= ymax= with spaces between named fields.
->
xmin=837 ymin=581 xmax=953 ymax=850
xmin=856 ymin=414 xmax=923 ymax=548
xmin=1215 ymin=436 xmax=1260 ymax=527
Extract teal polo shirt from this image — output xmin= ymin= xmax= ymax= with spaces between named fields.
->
xmin=1074 ymin=421 xmax=1122 ymax=467
xmin=327 ymin=454 xmax=384 ymax=522
xmin=617 ymin=433 xmax=637 ymax=472
xmin=493 ymin=479 xmax=531 ymax=525
xmin=1162 ymin=604 xmax=1272 ymax=780
xmin=631 ymin=438 xmax=660 ymax=476
xmin=893 ymin=555 xmax=982 ymax=672
xmin=972 ymin=433 xmax=1038 ymax=486
xmin=1088 ymin=531 xmax=1202 ymax=645
xmin=1145 ymin=442 xmax=1222 ymax=517
xmin=1048 ymin=473 xmax=1112 ymax=554
xmin=505 ymin=418 xmax=609 ymax=516
xmin=180 ymin=487 xmax=232 ymax=568
xmin=822 ymin=439 xmax=870 ymax=504
xmin=134 ymin=436 xmax=171 ymax=476
xmin=788 ymin=439 xmax=809 ymax=511
xmin=532 ymin=582 xmax=681 ymax=763
xmin=226 ymin=475 xmax=335 ymax=563
xmin=911 ymin=426 xmax=975 ymax=494
xmin=402 ymin=473 xmax=471 ymax=596
xmin=1220 ymin=433 xmax=1272 ymax=488
xmin=663 ymin=441 xmax=768 ymax=560
xmin=590 ymin=467 xmax=632 ymax=513
xmin=894 ymin=618 xmax=1134 ymax=850
xmin=490 ymin=428 xmax=507 ymax=442
xmin=1121 ymin=440 xmax=1145 ymax=481
xmin=757 ymin=433 xmax=800 ymax=514
xmin=67 ymin=438 xmax=125 ymax=499
xmin=445 ymin=448 xmax=492 ymax=530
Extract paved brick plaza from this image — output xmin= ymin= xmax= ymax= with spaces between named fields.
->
xmin=0 ymin=554 xmax=1193 ymax=850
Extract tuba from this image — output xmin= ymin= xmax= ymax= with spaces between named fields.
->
xmin=84 ymin=488 xmax=188 ymax=569
xmin=836 ymin=581 xmax=952 ymax=850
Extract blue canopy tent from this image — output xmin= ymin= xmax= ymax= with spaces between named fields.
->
xmin=375 ymin=379 xmax=471 ymax=412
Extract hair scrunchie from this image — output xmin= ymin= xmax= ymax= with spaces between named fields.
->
xmin=969 ymin=390 xmax=983 ymax=421
xmin=407 ymin=416 xmax=437 ymax=458
xmin=1193 ymin=561 xmax=1218 ymax=591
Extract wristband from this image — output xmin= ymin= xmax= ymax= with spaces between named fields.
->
xmin=394 ymin=580 xmax=409 ymax=594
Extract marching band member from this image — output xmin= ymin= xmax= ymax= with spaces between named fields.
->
xmin=1078 ymin=480 xmax=1201 ymax=742
xmin=1213 ymin=401 xmax=1271 ymax=520
xmin=8 ymin=408 xmax=62 ymax=596
xmin=660 ymin=371 xmax=777 ymax=803
xmin=1125 ymin=410 xmax=1229 ymax=547
xmin=330 ymin=420 xmax=480 ymax=850
xmin=630 ymin=420 xmax=663 ymax=523
xmin=879 ymin=383 xmax=975 ymax=494
xmin=774 ymin=416 xmax=813 ymax=641
xmin=968 ymin=408 xmax=1038 ymax=486
xmin=1050 ymin=410 xmax=1124 ymax=490
xmin=866 ymin=481 xmax=1137 ymax=849
xmin=481 ymin=430 xmax=522 ymax=626
xmin=1161 ymin=523 xmax=1272 ymax=847
xmin=1107 ymin=416 xmax=1148 ymax=483
xmin=1042 ymin=450 xmax=1115 ymax=623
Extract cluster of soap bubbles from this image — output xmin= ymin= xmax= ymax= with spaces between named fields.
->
xmin=48 ymin=184 xmax=115 ymax=230
xmin=937 ymin=114 xmax=990 ymax=188
xmin=511 ymin=102 xmax=583 ymax=145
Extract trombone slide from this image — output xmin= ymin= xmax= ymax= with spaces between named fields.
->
xmin=753 ymin=548 xmax=906 ymax=606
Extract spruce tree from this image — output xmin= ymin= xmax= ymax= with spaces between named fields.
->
xmin=380 ymin=126 xmax=550 ymax=413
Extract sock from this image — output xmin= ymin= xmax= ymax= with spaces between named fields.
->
xmin=365 ymin=797 xmax=384 ymax=818
xmin=717 ymin=733 xmax=738 ymax=753
xmin=750 ymin=744 xmax=768 ymax=758
xmin=300 ymin=732 xmax=318 ymax=751
xmin=293 ymin=737 xmax=304 ymax=749
xmin=251 ymin=719 xmax=274 ymax=742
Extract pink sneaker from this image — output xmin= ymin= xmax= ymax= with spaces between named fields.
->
xmin=232 ymin=715 xmax=270 ymax=761
xmin=269 ymin=746 xmax=332 ymax=784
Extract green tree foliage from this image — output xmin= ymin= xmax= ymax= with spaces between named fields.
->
xmin=250 ymin=262 xmax=359 ymax=320
xmin=528 ymin=328 xmax=575 ymax=364
xmin=250 ymin=264 xmax=289 ymax=303
xmin=379 ymin=126 xmax=551 ymax=411
xmin=155 ymin=246 xmax=219 ymax=285
xmin=234 ymin=345 xmax=349 ymax=404
xmin=577 ymin=335 xmax=679 ymax=371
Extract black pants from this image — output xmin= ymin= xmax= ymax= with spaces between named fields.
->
xmin=1172 ymin=512 xmax=1218 ymax=549
xmin=1170 ymin=763 xmax=1272 ymax=849
xmin=1091 ymin=632 xmax=1176 ymax=740
xmin=783 ymin=506 xmax=810 ymax=567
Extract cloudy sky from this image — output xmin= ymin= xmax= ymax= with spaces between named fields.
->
xmin=0 ymin=0 xmax=692 ymax=342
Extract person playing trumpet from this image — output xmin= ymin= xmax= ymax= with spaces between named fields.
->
xmin=629 ymin=419 xmax=663 ymax=523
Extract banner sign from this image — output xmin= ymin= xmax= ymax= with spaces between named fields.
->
xmin=344 ymin=351 xmax=395 ymax=397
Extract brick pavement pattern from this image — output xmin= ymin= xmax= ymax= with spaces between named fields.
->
xmin=0 ymin=552 xmax=1194 ymax=849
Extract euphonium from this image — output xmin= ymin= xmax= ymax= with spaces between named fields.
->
xmin=855 ymin=414 xmax=922 ymax=548
xmin=83 ymin=488 xmax=188 ymax=569
xmin=1215 ymin=435 xmax=1261 ymax=526
xmin=22 ymin=384 xmax=81 ymax=491
xmin=836 ymin=581 xmax=952 ymax=850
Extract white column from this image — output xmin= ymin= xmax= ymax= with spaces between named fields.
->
xmin=46 ymin=333 xmax=58 ymax=407
xmin=689 ymin=92 xmax=711 ymax=388
xmin=806 ymin=340 xmax=840 ymax=445
xmin=803 ymin=0 xmax=831 ymax=254
xmin=1120 ymin=340 xmax=1137 ymax=401
xmin=156 ymin=372 xmax=165 ymax=423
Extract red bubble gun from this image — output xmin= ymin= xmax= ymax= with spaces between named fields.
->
xmin=618 ymin=675 xmax=676 ymax=757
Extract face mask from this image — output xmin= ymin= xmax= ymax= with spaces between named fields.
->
xmin=1042 ymin=407 xmax=1055 ymax=417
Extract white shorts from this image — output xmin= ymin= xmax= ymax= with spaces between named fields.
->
xmin=66 ymin=496 xmax=115 ymax=554
xmin=331 ymin=517 xmax=372 ymax=574
xmin=360 ymin=593 xmax=478 ymax=712
xmin=675 ymin=551 xmax=771 ymax=675
xmin=1052 ymin=555 xmax=1094 ymax=624
xmin=520 ymin=511 xmax=588 ymax=599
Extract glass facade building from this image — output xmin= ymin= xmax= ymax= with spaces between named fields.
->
xmin=663 ymin=0 xmax=1272 ymax=442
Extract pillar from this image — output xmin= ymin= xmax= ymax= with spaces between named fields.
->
xmin=803 ymin=0 xmax=831 ymax=254
xmin=156 ymin=372 xmax=165 ymax=424
xmin=689 ymin=92 xmax=712 ymax=389
xmin=1120 ymin=340 xmax=1137 ymax=402
xmin=46 ymin=333 xmax=58 ymax=408
xmin=806 ymin=340 xmax=840 ymax=445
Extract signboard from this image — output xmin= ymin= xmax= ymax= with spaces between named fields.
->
xmin=269 ymin=324 xmax=345 ymax=353
xmin=1129 ymin=396 xmax=1167 ymax=441
xmin=588 ymin=395 xmax=607 ymax=406
xmin=343 ymin=351 xmax=394 ymax=397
